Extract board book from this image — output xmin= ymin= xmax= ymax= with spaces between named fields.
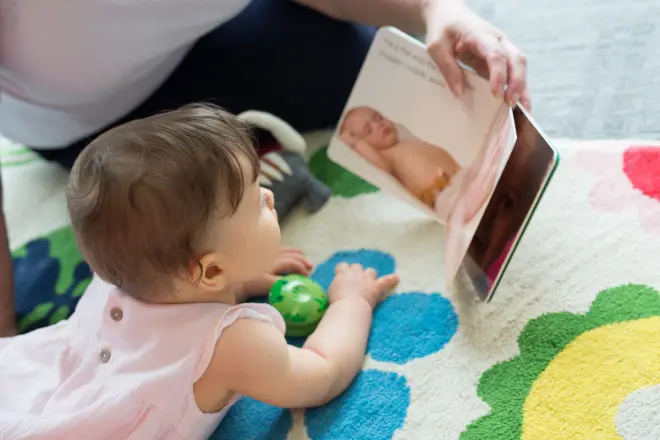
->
xmin=327 ymin=27 xmax=559 ymax=300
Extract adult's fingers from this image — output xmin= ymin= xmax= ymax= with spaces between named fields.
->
xmin=519 ymin=86 xmax=532 ymax=112
xmin=500 ymin=38 xmax=527 ymax=106
xmin=457 ymin=50 xmax=490 ymax=81
xmin=428 ymin=37 xmax=465 ymax=97
xmin=457 ymin=33 xmax=508 ymax=98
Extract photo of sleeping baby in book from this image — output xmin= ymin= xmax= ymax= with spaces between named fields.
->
xmin=337 ymin=105 xmax=509 ymax=224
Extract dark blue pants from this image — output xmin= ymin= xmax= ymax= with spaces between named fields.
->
xmin=38 ymin=0 xmax=376 ymax=169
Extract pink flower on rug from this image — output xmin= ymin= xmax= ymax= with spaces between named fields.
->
xmin=576 ymin=145 xmax=660 ymax=235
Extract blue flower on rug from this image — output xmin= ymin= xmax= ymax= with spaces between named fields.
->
xmin=306 ymin=370 xmax=411 ymax=440
xmin=369 ymin=292 xmax=458 ymax=364
xmin=209 ymin=398 xmax=292 ymax=440
xmin=311 ymin=249 xmax=396 ymax=290
xmin=214 ymin=249 xmax=459 ymax=440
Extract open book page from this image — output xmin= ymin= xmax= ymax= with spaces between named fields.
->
xmin=444 ymin=106 xmax=518 ymax=284
xmin=448 ymin=106 xmax=558 ymax=299
xmin=327 ymin=27 xmax=514 ymax=226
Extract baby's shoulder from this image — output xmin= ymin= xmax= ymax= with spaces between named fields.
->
xmin=200 ymin=303 xmax=286 ymax=373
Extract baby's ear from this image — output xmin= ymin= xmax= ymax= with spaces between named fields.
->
xmin=193 ymin=253 xmax=227 ymax=292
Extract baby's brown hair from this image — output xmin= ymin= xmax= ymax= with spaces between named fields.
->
xmin=67 ymin=103 xmax=259 ymax=298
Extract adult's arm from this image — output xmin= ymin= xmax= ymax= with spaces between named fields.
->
xmin=294 ymin=0 xmax=530 ymax=108
xmin=294 ymin=0 xmax=442 ymax=35
xmin=0 ymin=173 xmax=16 ymax=337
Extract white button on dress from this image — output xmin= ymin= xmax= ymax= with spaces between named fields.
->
xmin=110 ymin=307 xmax=123 ymax=322
xmin=99 ymin=349 xmax=111 ymax=363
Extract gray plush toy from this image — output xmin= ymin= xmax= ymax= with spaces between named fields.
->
xmin=258 ymin=150 xmax=332 ymax=219
xmin=237 ymin=111 xmax=332 ymax=220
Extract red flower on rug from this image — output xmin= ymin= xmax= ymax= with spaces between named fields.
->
xmin=576 ymin=145 xmax=660 ymax=235
xmin=623 ymin=147 xmax=660 ymax=201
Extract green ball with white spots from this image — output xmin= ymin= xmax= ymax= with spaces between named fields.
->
xmin=269 ymin=275 xmax=328 ymax=337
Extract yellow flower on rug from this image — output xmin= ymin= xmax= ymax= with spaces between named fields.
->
xmin=462 ymin=284 xmax=660 ymax=440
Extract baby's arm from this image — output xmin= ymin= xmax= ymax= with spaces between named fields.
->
xmin=205 ymin=265 xmax=399 ymax=408
xmin=354 ymin=140 xmax=393 ymax=173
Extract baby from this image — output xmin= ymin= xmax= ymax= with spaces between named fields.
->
xmin=339 ymin=106 xmax=462 ymax=219
xmin=0 ymin=104 xmax=399 ymax=439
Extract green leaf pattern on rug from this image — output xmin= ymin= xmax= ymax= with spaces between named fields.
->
xmin=461 ymin=284 xmax=660 ymax=439
xmin=42 ymin=227 xmax=90 ymax=296
xmin=309 ymin=147 xmax=378 ymax=197
xmin=49 ymin=305 xmax=71 ymax=325
xmin=17 ymin=303 xmax=54 ymax=332
xmin=13 ymin=226 xmax=92 ymax=333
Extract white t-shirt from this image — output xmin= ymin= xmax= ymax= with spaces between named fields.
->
xmin=0 ymin=0 xmax=251 ymax=148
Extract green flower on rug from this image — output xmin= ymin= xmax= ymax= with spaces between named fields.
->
xmin=12 ymin=226 xmax=92 ymax=333
xmin=309 ymin=147 xmax=378 ymax=197
xmin=462 ymin=284 xmax=660 ymax=440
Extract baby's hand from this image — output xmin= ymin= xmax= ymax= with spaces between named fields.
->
xmin=328 ymin=263 xmax=399 ymax=309
xmin=240 ymin=248 xmax=314 ymax=300
xmin=269 ymin=248 xmax=314 ymax=277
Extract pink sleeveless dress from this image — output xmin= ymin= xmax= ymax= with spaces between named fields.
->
xmin=0 ymin=276 xmax=285 ymax=439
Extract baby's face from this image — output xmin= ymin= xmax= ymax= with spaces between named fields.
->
xmin=340 ymin=107 xmax=398 ymax=150
xmin=205 ymin=171 xmax=281 ymax=287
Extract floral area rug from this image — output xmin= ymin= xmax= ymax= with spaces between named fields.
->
xmin=2 ymin=137 xmax=659 ymax=439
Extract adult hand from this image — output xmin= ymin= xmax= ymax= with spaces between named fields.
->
xmin=424 ymin=0 xmax=531 ymax=110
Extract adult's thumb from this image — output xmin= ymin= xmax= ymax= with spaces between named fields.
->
xmin=427 ymin=38 xmax=465 ymax=97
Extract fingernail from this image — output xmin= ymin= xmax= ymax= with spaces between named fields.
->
xmin=451 ymin=83 xmax=463 ymax=97
xmin=510 ymin=94 xmax=520 ymax=106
